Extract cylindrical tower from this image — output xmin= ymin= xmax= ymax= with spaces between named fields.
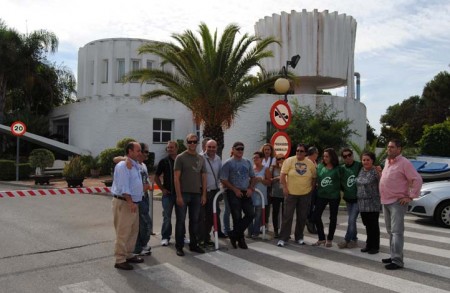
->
xmin=255 ymin=9 xmax=357 ymax=97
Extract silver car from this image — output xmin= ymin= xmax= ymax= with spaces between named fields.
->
xmin=408 ymin=180 xmax=450 ymax=228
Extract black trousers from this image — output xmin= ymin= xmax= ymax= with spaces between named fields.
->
xmin=361 ymin=211 xmax=380 ymax=250
xmin=227 ymin=190 xmax=255 ymax=238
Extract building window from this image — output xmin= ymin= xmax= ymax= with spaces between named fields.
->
xmin=102 ymin=59 xmax=108 ymax=83
xmin=117 ymin=59 xmax=125 ymax=82
xmin=153 ymin=119 xmax=173 ymax=143
xmin=132 ymin=59 xmax=140 ymax=71
xmin=146 ymin=60 xmax=154 ymax=84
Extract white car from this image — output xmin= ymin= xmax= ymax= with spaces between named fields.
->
xmin=408 ymin=180 xmax=450 ymax=228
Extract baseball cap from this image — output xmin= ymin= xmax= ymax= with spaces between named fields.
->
xmin=233 ymin=141 xmax=244 ymax=148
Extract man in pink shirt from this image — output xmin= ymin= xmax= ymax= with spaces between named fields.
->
xmin=379 ymin=139 xmax=422 ymax=270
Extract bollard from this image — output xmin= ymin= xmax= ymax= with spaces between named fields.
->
xmin=212 ymin=188 xmax=265 ymax=250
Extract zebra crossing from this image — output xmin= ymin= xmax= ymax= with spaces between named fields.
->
xmin=59 ymin=215 xmax=450 ymax=293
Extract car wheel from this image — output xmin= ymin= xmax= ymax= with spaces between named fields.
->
xmin=434 ymin=200 xmax=450 ymax=228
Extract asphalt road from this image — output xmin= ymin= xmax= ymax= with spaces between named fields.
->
xmin=0 ymin=189 xmax=449 ymax=293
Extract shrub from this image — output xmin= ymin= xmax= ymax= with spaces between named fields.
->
xmin=18 ymin=163 xmax=32 ymax=179
xmin=98 ymin=147 xmax=124 ymax=175
xmin=419 ymin=121 xmax=450 ymax=156
xmin=62 ymin=156 xmax=85 ymax=178
xmin=177 ymin=139 xmax=187 ymax=154
xmin=0 ymin=160 xmax=16 ymax=180
xmin=116 ymin=137 xmax=137 ymax=149
xmin=29 ymin=148 xmax=55 ymax=173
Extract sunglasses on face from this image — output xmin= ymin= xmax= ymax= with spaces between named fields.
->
xmin=342 ymin=153 xmax=352 ymax=159
xmin=296 ymin=149 xmax=305 ymax=153
xmin=187 ymin=140 xmax=198 ymax=145
xmin=235 ymin=147 xmax=244 ymax=151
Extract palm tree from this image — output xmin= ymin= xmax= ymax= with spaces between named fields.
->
xmin=0 ymin=20 xmax=58 ymax=123
xmin=125 ymin=23 xmax=280 ymax=155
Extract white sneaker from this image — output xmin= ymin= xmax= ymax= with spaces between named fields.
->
xmin=297 ymin=239 xmax=305 ymax=245
xmin=139 ymin=245 xmax=151 ymax=255
xmin=277 ymin=240 xmax=285 ymax=247
xmin=184 ymin=238 xmax=190 ymax=244
xmin=161 ymin=239 xmax=169 ymax=246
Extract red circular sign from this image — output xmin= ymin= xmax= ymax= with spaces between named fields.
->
xmin=270 ymin=100 xmax=292 ymax=130
xmin=270 ymin=131 xmax=291 ymax=158
xmin=11 ymin=121 xmax=27 ymax=137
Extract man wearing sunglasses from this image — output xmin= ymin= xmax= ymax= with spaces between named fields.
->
xmin=338 ymin=148 xmax=362 ymax=250
xmin=220 ymin=142 xmax=256 ymax=249
xmin=173 ymin=133 xmax=207 ymax=256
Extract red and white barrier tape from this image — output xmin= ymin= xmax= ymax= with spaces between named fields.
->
xmin=0 ymin=187 xmax=111 ymax=198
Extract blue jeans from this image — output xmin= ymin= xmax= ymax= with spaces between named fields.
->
xmin=344 ymin=202 xmax=359 ymax=242
xmin=227 ymin=190 xmax=255 ymax=238
xmin=175 ymin=193 xmax=201 ymax=250
xmin=134 ymin=195 xmax=151 ymax=253
xmin=161 ymin=193 xmax=176 ymax=240
xmin=248 ymin=206 xmax=262 ymax=236
xmin=383 ymin=201 xmax=408 ymax=267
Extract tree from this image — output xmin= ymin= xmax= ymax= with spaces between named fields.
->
xmin=286 ymin=100 xmax=358 ymax=154
xmin=366 ymin=119 xmax=378 ymax=145
xmin=125 ymin=23 xmax=280 ymax=155
xmin=379 ymin=71 xmax=450 ymax=147
xmin=419 ymin=120 xmax=450 ymax=156
xmin=0 ymin=20 xmax=75 ymax=123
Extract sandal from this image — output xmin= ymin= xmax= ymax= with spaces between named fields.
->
xmin=312 ymin=240 xmax=326 ymax=246
xmin=325 ymin=240 xmax=333 ymax=247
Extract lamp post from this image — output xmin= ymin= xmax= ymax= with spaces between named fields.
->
xmin=274 ymin=54 xmax=301 ymax=102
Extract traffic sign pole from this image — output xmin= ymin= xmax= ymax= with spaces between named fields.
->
xmin=11 ymin=121 xmax=27 ymax=181
xmin=16 ymin=137 xmax=20 ymax=181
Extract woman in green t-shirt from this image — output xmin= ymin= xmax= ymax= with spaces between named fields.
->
xmin=312 ymin=148 xmax=343 ymax=247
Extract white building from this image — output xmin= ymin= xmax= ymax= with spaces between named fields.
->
xmin=50 ymin=9 xmax=366 ymax=163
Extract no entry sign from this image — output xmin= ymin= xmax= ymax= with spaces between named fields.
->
xmin=270 ymin=100 xmax=292 ymax=130
xmin=11 ymin=121 xmax=27 ymax=137
xmin=270 ymin=131 xmax=291 ymax=158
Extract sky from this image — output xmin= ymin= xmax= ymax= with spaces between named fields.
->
xmin=2 ymin=0 xmax=450 ymax=134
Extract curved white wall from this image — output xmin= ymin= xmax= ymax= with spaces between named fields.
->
xmin=255 ymin=9 xmax=357 ymax=96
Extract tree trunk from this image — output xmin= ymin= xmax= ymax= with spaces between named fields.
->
xmin=203 ymin=123 xmax=225 ymax=158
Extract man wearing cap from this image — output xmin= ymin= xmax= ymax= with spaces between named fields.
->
xmin=111 ymin=141 xmax=145 ymax=270
xmin=174 ymin=133 xmax=207 ymax=256
xmin=220 ymin=142 xmax=256 ymax=249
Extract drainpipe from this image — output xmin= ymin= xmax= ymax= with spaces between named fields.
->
xmin=354 ymin=72 xmax=360 ymax=101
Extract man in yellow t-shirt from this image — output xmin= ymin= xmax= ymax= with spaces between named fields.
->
xmin=277 ymin=143 xmax=317 ymax=247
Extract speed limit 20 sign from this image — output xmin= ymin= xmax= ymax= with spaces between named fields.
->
xmin=11 ymin=121 xmax=27 ymax=137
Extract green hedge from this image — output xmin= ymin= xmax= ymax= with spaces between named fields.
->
xmin=0 ymin=160 xmax=32 ymax=180
xmin=0 ymin=160 xmax=16 ymax=180
xmin=98 ymin=147 xmax=124 ymax=175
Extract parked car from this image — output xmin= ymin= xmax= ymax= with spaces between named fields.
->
xmin=408 ymin=180 xmax=450 ymax=228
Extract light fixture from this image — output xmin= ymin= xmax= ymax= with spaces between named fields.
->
xmin=274 ymin=54 xmax=301 ymax=101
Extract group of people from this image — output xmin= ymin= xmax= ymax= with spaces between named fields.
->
xmin=111 ymin=137 xmax=422 ymax=271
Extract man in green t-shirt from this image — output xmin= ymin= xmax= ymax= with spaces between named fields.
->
xmin=338 ymin=148 xmax=362 ymax=249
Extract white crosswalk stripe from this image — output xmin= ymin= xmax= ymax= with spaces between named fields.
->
xmin=339 ymin=222 xmax=450 ymax=243
xmin=59 ymin=279 xmax=116 ymax=293
xmin=332 ymin=229 xmax=450 ymax=259
xmin=249 ymin=242 xmax=449 ymax=293
xmin=302 ymin=235 xmax=450 ymax=280
xmin=136 ymin=263 xmax=227 ymax=293
xmin=379 ymin=217 xmax=450 ymax=234
xmin=196 ymin=251 xmax=340 ymax=293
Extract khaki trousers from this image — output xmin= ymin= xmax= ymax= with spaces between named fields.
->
xmin=112 ymin=198 xmax=139 ymax=263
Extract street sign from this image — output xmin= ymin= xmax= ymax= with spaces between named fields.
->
xmin=270 ymin=100 xmax=292 ymax=130
xmin=270 ymin=131 xmax=291 ymax=158
xmin=11 ymin=121 xmax=27 ymax=137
